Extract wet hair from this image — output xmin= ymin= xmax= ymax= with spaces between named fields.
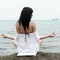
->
xmin=18 ymin=7 xmax=33 ymax=34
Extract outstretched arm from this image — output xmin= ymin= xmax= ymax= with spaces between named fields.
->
xmin=2 ymin=34 xmax=19 ymax=48
xmin=38 ymin=33 xmax=55 ymax=45
xmin=2 ymin=34 xmax=14 ymax=40
xmin=40 ymin=33 xmax=55 ymax=40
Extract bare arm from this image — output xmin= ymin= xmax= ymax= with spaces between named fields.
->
xmin=31 ymin=22 xmax=55 ymax=39
xmin=37 ymin=33 xmax=55 ymax=45
xmin=40 ymin=33 xmax=55 ymax=40
xmin=2 ymin=34 xmax=14 ymax=40
xmin=1 ymin=23 xmax=19 ymax=40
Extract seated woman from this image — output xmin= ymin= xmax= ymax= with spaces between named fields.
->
xmin=2 ymin=7 xmax=55 ymax=56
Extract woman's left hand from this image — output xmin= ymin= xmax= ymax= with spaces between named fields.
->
xmin=48 ymin=33 xmax=55 ymax=38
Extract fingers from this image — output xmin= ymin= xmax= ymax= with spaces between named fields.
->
xmin=52 ymin=33 xmax=55 ymax=37
xmin=2 ymin=34 xmax=7 ymax=38
xmin=50 ymin=33 xmax=55 ymax=37
xmin=48 ymin=33 xmax=55 ymax=38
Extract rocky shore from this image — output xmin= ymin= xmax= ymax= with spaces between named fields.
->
xmin=0 ymin=52 xmax=60 ymax=60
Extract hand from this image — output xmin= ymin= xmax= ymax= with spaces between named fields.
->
xmin=2 ymin=34 xmax=8 ymax=38
xmin=48 ymin=33 xmax=55 ymax=38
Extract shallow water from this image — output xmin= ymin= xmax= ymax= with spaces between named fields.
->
xmin=0 ymin=20 xmax=60 ymax=56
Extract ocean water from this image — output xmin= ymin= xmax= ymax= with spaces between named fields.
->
xmin=0 ymin=20 xmax=60 ymax=56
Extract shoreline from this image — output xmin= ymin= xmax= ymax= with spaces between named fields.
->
xmin=0 ymin=52 xmax=60 ymax=60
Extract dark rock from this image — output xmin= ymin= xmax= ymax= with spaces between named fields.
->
xmin=0 ymin=52 xmax=60 ymax=60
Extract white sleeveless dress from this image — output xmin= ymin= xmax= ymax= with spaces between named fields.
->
xmin=14 ymin=32 xmax=40 ymax=56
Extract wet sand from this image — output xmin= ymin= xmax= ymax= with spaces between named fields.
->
xmin=0 ymin=52 xmax=60 ymax=60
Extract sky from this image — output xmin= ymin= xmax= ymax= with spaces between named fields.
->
xmin=0 ymin=0 xmax=60 ymax=20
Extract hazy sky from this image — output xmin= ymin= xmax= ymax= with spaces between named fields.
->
xmin=0 ymin=0 xmax=60 ymax=20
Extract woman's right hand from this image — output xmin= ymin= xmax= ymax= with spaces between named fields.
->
xmin=2 ymin=34 xmax=8 ymax=38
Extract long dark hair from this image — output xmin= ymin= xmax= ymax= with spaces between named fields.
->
xmin=18 ymin=7 xmax=33 ymax=34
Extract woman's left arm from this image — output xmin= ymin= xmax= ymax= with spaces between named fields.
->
xmin=39 ymin=33 xmax=55 ymax=40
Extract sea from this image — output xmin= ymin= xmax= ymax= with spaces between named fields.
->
xmin=0 ymin=20 xmax=60 ymax=56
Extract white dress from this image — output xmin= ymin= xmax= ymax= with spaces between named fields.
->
xmin=14 ymin=32 xmax=40 ymax=56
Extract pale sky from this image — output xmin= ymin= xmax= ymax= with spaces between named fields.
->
xmin=0 ymin=0 xmax=60 ymax=20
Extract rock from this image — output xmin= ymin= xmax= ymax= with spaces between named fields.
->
xmin=0 ymin=52 xmax=60 ymax=60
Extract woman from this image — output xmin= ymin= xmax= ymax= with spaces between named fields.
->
xmin=2 ymin=7 xmax=55 ymax=56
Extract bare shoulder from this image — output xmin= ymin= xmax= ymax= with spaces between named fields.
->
xmin=16 ymin=22 xmax=20 ymax=33
xmin=16 ymin=22 xmax=20 ymax=28
xmin=30 ymin=22 xmax=36 ymax=27
xmin=30 ymin=22 xmax=36 ymax=32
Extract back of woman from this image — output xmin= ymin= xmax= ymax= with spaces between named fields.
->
xmin=14 ymin=7 xmax=39 ymax=55
xmin=15 ymin=22 xmax=39 ymax=54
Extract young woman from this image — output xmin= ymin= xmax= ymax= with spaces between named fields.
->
xmin=2 ymin=7 xmax=55 ymax=56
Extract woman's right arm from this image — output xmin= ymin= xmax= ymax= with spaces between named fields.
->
xmin=16 ymin=22 xmax=20 ymax=33
xmin=1 ymin=23 xmax=20 ymax=40
xmin=2 ymin=34 xmax=14 ymax=40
